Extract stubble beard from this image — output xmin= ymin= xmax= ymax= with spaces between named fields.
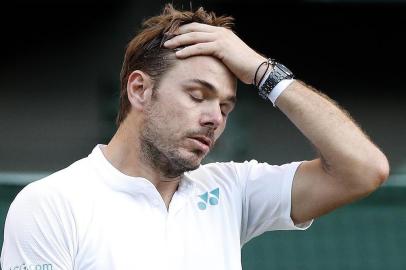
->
xmin=140 ymin=122 xmax=202 ymax=179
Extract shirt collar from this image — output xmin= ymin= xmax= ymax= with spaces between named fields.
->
xmin=88 ymin=144 xmax=196 ymax=197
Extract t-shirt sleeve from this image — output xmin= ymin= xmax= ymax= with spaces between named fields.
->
xmin=1 ymin=181 xmax=76 ymax=270
xmin=234 ymin=160 xmax=313 ymax=245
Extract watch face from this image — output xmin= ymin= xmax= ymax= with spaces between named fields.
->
xmin=277 ymin=63 xmax=293 ymax=76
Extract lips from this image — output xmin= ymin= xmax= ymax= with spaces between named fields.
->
xmin=188 ymin=135 xmax=212 ymax=153
xmin=190 ymin=135 xmax=212 ymax=148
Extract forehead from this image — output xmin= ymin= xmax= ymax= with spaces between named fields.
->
xmin=161 ymin=56 xmax=237 ymax=97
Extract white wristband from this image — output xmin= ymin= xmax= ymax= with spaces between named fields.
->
xmin=267 ymin=78 xmax=294 ymax=107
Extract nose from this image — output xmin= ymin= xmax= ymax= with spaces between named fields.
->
xmin=200 ymin=102 xmax=223 ymax=130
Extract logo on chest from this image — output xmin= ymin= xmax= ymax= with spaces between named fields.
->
xmin=197 ymin=187 xmax=220 ymax=210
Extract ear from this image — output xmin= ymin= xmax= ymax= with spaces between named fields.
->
xmin=127 ymin=70 xmax=154 ymax=111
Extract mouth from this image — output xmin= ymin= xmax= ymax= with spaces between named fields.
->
xmin=188 ymin=135 xmax=212 ymax=153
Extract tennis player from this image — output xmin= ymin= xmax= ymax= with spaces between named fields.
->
xmin=1 ymin=4 xmax=389 ymax=270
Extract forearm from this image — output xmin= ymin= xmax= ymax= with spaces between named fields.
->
xmin=164 ymin=22 xmax=389 ymax=185
xmin=276 ymin=80 xmax=389 ymax=185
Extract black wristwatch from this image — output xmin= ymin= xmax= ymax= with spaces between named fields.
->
xmin=258 ymin=61 xmax=294 ymax=100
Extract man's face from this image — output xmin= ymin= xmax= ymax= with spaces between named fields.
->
xmin=140 ymin=56 xmax=237 ymax=178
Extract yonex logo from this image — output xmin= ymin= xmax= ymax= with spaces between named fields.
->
xmin=197 ymin=187 xmax=220 ymax=210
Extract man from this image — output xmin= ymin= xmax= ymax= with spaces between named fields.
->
xmin=1 ymin=4 xmax=389 ymax=270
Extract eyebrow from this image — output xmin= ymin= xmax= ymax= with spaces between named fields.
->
xmin=185 ymin=79 xmax=237 ymax=104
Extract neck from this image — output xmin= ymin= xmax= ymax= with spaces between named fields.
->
xmin=101 ymin=121 xmax=180 ymax=208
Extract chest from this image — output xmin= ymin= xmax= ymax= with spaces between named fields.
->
xmin=73 ymin=191 xmax=242 ymax=270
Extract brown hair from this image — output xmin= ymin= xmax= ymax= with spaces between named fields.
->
xmin=116 ymin=4 xmax=234 ymax=126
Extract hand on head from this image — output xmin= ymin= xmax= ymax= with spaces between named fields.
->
xmin=163 ymin=22 xmax=266 ymax=85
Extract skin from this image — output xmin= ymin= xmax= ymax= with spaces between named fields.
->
xmin=105 ymin=22 xmax=390 ymax=224
xmin=103 ymin=55 xmax=236 ymax=208
xmin=139 ymin=56 xmax=237 ymax=178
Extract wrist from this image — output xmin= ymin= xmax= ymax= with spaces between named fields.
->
xmin=256 ymin=60 xmax=295 ymax=103
xmin=251 ymin=56 xmax=269 ymax=86
xmin=268 ymin=79 xmax=295 ymax=106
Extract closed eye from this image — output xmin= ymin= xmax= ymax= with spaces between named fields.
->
xmin=220 ymin=103 xmax=234 ymax=117
xmin=190 ymin=94 xmax=204 ymax=102
xmin=187 ymin=88 xmax=205 ymax=102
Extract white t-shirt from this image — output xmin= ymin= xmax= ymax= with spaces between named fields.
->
xmin=1 ymin=144 xmax=312 ymax=270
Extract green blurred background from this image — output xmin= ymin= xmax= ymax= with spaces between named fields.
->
xmin=1 ymin=0 xmax=405 ymax=269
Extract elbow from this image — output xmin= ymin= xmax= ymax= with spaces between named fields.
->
xmin=373 ymin=153 xmax=390 ymax=187
xmin=355 ymin=152 xmax=390 ymax=195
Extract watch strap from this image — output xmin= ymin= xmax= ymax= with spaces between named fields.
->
xmin=258 ymin=62 xmax=294 ymax=100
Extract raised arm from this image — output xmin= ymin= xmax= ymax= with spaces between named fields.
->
xmin=163 ymin=22 xmax=390 ymax=224
xmin=275 ymin=80 xmax=389 ymax=223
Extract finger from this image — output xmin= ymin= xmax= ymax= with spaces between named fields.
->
xmin=164 ymin=32 xmax=214 ymax=48
xmin=176 ymin=22 xmax=218 ymax=34
xmin=175 ymin=42 xmax=217 ymax=58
